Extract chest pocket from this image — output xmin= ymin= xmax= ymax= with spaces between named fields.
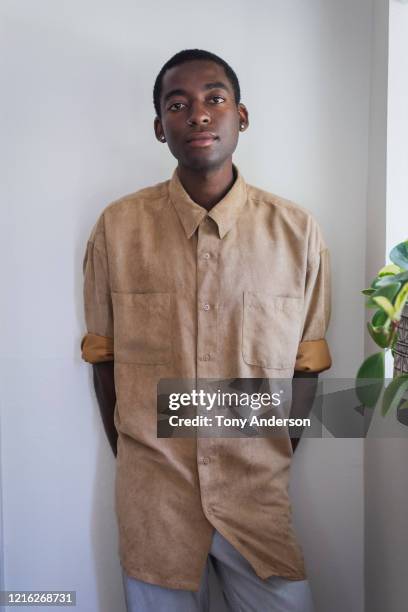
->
xmin=242 ymin=291 xmax=303 ymax=369
xmin=112 ymin=292 xmax=172 ymax=365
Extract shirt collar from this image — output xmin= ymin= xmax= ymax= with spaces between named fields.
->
xmin=168 ymin=164 xmax=248 ymax=239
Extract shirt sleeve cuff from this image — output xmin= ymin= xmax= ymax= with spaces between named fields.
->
xmin=81 ymin=333 xmax=114 ymax=364
xmin=295 ymin=339 xmax=332 ymax=373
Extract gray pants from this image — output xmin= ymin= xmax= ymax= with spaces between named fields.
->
xmin=122 ymin=530 xmax=315 ymax=612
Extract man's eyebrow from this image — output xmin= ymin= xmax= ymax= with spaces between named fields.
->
xmin=203 ymin=81 xmax=230 ymax=93
xmin=163 ymin=81 xmax=230 ymax=104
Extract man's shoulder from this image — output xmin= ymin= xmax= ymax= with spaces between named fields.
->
xmin=86 ymin=179 xmax=169 ymax=243
xmin=246 ymin=183 xmax=315 ymax=222
xmin=246 ymin=183 xmax=327 ymax=252
xmin=102 ymin=179 xmax=169 ymax=217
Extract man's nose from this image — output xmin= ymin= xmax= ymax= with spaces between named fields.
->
xmin=186 ymin=101 xmax=210 ymax=126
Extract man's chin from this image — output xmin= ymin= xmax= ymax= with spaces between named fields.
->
xmin=179 ymin=153 xmax=226 ymax=172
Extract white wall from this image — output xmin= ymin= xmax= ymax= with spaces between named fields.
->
xmin=386 ymin=1 xmax=408 ymax=253
xmin=365 ymin=0 xmax=389 ymax=355
xmin=0 ymin=1 xmax=374 ymax=610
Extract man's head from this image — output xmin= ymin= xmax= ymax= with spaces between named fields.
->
xmin=153 ymin=49 xmax=249 ymax=171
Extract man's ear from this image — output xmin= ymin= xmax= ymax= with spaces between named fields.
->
xmin=154 ymin=116 xmax=166 ymax=143
xmin=238 ymin=103 xmax=249 ymax=131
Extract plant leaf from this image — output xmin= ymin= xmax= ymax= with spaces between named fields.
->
xmin=394 ymin=282 xmax=408 ymax=319
xmin=371 ymin=310 xmax=388 ymax=327
xmin=371 ymin=277 xmax=383 ymax=289
xmin=362 ymin=288 xmax=375 ymax=296
xmin=357 ymin=351 xmax=385 ymax=379
xmin=367 ymin=322 xmax=391 ymax=348
xmin=372 ymin=296 xmax=395 ymax=319
xmin=375 ymin=282 xmax=401 ymax=301
xmin=356 ymin=352 xmax=385 ymax=407
xmin=366 ymin=282 xmax=401 ymax=308
xmin=366 ymin=298 xmax=379 ymax=309
xmin=390 ymin=240 xmax=408 ymax=270
xmin=382 ymin=374 xmax=408 ymax=416
xmin=378 ymin=264 xmax=403 ymax=276
xmin=375 ymin=271 xmax=408 ymax=287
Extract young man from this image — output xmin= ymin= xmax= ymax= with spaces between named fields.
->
xmin=81 ymin=49 xmax=331 ymax=612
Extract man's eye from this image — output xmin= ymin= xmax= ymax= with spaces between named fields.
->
xmin=210 ymin=96 xmax=225 ymax=104
xmin=168 ymin=102 xmax=185 ymax=111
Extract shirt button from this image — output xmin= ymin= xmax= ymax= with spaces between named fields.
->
xmin=203 ymin=303 xmax=210 ymax=311
xmin=203 ymin=252 xmax=210 ymax=260
xmin=200 ymin=457 xmax=210 ymax=465
xmin=200 ymin=353 xmax=211 ymax=362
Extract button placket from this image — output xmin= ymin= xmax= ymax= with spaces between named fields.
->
xmin=195 ymin=218 xmax=220 ymax=524
xmin=196 ymin=219 xmax=220 ymax=371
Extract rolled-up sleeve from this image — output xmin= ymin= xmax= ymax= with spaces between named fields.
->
xmin=295 ymin=239 xmax=332 ymax=373
xmin=81 ymin=215 xmax=114 ymax=364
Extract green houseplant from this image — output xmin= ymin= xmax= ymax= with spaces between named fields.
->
xmin=356 ymin=239 xmax=408 ymax=415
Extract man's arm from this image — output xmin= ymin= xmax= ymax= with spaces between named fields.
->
xmin=81 ymin=215 xmax=117 ymax=456
xmin=92 ymin=361 xmax=117 ymax=457
xmin=290 ymin=370 xmax=319 ymax=453
xmin=290 ymin=233 xmax=332 ymax=451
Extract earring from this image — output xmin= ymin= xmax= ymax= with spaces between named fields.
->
xmin=160 ymin=136 xmax=166 ymax=142
xmin=240 ymin=123 xmax=245 ymax=130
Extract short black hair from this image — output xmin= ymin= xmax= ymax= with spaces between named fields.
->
xmin=153 ymin=49 xmax=241 ymax=118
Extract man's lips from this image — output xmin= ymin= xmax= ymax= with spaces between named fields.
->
xmin=186 ymin=132 xmax=218 ymax=147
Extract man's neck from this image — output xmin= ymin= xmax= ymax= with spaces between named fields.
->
xmin=177 ymin=160 xmax=236 ymax=212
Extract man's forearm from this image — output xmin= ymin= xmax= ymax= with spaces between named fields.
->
xmin=92 ymin=361 xmax=118 ymax=457
xmin=290 ymin=371 xmax=319 ymax=452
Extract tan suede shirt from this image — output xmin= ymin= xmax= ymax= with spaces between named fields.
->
xmin=81 ymin=164 xmax=331 ymax=591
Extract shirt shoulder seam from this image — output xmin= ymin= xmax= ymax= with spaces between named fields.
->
xmin=246 ymin=185 xmax=315 ymax=219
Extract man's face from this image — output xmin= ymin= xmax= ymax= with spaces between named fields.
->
xmin=154 ymin=60 xmax=248 ymax=171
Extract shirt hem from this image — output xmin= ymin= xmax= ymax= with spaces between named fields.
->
xmin=208 ymin=521 xmax=307 ymax=582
